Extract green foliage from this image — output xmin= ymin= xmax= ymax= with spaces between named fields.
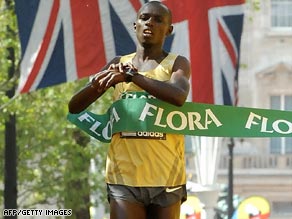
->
xmin=1 ymin=79 xmax=112 ymax=211
xmin=2 ymin=80 xmax=112 ymax=211
xmin=246 ymin=0 xmax=262 ymax=22
xmin=0 ymin=0 xmax=20 ymax=94
xmin=249 ymin=0 xmax=261 ymax=11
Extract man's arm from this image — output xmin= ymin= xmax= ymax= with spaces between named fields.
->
xmin=131 ymin=55 xmax=190 ymax=106
xmin=68 ymin=55 xmax=191 ymax=113
xmin=68 ymin=57 xmax=122 ymax=114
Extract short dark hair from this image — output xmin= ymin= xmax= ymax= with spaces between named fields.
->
xmin=138 ymin=1 xmax=172 ymax=24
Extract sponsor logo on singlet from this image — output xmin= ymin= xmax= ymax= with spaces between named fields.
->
xmin=120 ymin=131 xmax=166 ymax=140
xmin=120 ymin=92 xmax=156 ymax=100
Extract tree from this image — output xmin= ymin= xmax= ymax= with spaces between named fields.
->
xmin=1 ymin=0 xmax=20 ymax=216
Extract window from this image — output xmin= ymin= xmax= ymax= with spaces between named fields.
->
xmin=270 ymin=95 xmax=292 ymax=154
xmin=272 ymin=201 xmax=292 ymax=215
xmin=271 ymin=0 xmax=292 ymax=29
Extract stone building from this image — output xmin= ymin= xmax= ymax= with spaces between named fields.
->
xmin=186 ymin=1 xmax=292 ymax=219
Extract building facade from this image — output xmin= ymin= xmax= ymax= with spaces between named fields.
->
xmin=186 ymin=1 xmax=292 ymax=218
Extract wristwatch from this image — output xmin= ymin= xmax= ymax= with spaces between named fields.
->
xmin=125 ymin=68 xmax=138 ymax=83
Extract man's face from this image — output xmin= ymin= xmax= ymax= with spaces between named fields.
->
xmin=134 ymin=3 xmax=172 ymax=46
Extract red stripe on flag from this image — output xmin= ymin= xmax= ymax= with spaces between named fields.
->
xmin=163 ymin=0 xmax=192 ymax=23
xmin=218 ymin=21 xmax=237 ymax=68
xmin=188 ymin=3 xmax=214 ymax=104
xmin=164 ymin=0 xmax=215 ymax=103
xmin=70 ymin=0 xmax=106 ymax=78
xmin=207 ymin=0 xmax=245 ymax=8
xmin=21 ymin=0 xmax=60 ymax=93
xmin=129 ymin=0 xmax=142 ymax=12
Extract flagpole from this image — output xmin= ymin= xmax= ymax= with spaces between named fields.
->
xmin=4 ymin=1 xmax=17 ymax=217
xmin=227 ymin=138 xmax=235 ymax=219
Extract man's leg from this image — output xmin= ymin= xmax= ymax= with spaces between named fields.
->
xmin=110 ymin=199 xmax=146 ymax=219
xmin=146 ymin=201 xmax=181 ymax=219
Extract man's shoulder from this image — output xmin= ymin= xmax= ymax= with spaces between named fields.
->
xmin=122 ymin=52 xmax=136 ymax=58
xmin=120 ymin=53 xmax=136 ymax=62
xmin=172 ymin=54 xmax=190 ymax=66
xmin=166 ymin=53 xmax=189 ymax=63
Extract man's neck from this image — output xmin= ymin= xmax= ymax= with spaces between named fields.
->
xmin=132 ymin=47 xmax=167 ymax=71
xmin=136 ymin=44 xmax=165 ymax=59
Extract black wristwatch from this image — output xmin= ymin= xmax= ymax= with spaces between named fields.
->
xmin=125 ymin=68 xmax=137 ymax=83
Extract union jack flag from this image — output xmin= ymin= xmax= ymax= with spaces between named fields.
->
xmin=15 ymin=0 xmax=245 ymax=105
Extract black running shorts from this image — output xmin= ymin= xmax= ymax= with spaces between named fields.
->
xmin=107 ymin=184 xmax=187 ymax=207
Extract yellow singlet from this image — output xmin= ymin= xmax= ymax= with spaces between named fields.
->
xmin=105 ymin=53 xmax=186 ymax=187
